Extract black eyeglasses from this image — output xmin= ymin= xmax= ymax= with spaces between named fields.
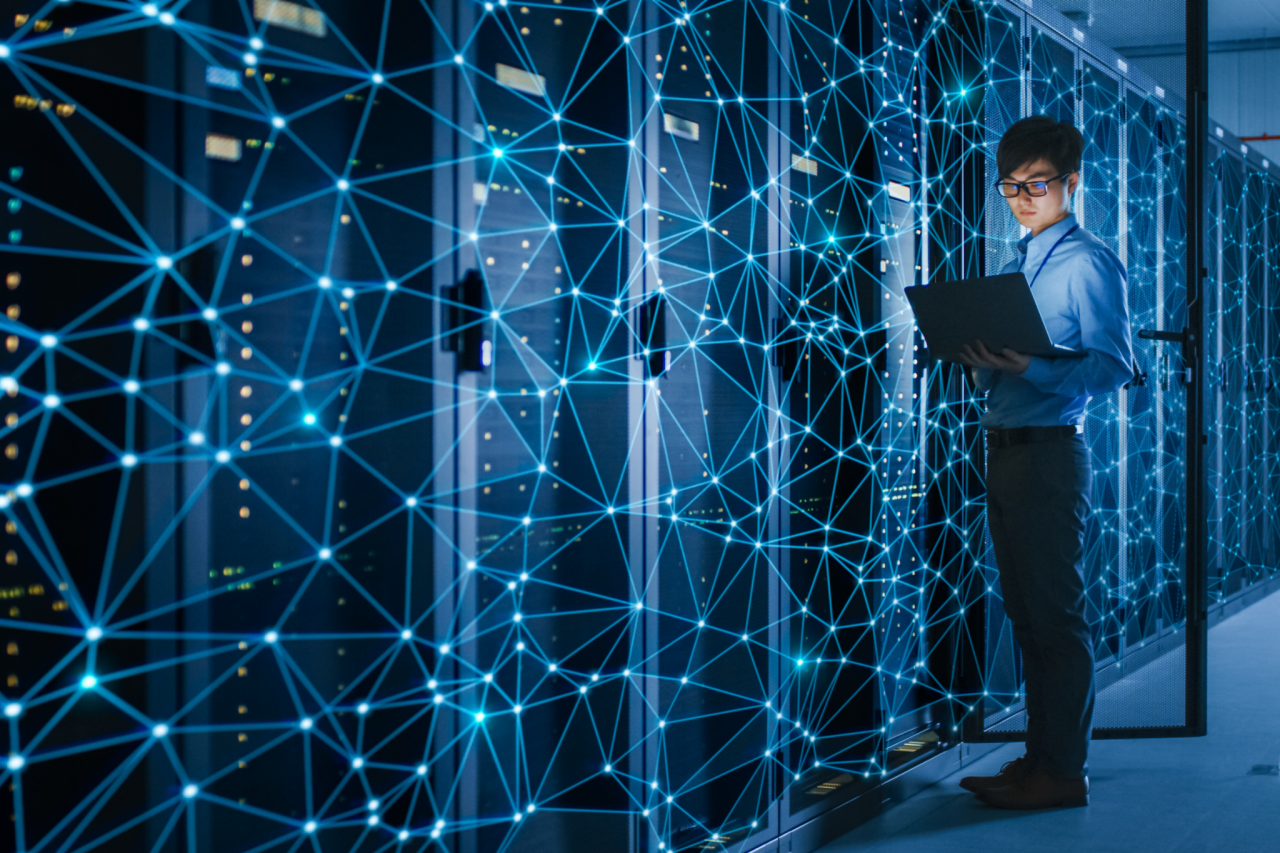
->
xmin=994 ymin=173 xmax=1072 ymax=198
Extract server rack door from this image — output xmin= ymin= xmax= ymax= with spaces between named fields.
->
xmin=776 ymin=0 xmax=943 ymax=829
xmin=1079 ymin=60 xmax=1126 ymax=695
xmin=982 ymin=5 xmax=1026 ymax=279
xmin=1243 ymin=168 xmax=1269 ymax=583
xmin=866 ymin=4 xmax=934 ymax=768
xmin=206 ymin=4 xmax=449 ymax=845
xmin=461 ymin=4 xmax=639 ymax=851
xmin=1207 ymin=150 xmax=1227 ymax=588
xmin=1026 ymin=20 xmax=1075 ymax=125
xmin=1156 ymin=108 xmax=1191 ymax=646
xmin=183 ymin=5 xmax=450 ymax=848
xmin=1088 ymin=86 xmax=1193 ymax=733
xmin=921 ymin=0 xmax=989 ymax=752
xmin=0 ymin=13 xmax=168 ymax=851
xmin=873 ymin=179 xmax=932 ymax=753
xmin=1266 ymin=177 xmax=1280 ymax=572
xmin=1211 ymin=152 xmax=1246 ymax=600
xmin=778 ymin=0 xmax=877 ymax=826
xmin=973 ymin=4 xmax=1027 ymax=723
xmin=643 ymin=5 xmax=780 ymax=849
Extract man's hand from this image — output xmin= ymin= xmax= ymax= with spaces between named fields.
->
xmin=956 ymin=340 xmax=1031 ymax=375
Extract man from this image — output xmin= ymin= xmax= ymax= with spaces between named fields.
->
xmin=954 ymin=115 xmax=1135 ymax=809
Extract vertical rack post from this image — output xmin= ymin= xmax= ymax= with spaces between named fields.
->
xmin=1184 ymin=0 xmax=1209 ymax=737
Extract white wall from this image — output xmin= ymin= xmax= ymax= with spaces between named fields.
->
xmin=1210 ymin=47 xmax=1280 ymax=164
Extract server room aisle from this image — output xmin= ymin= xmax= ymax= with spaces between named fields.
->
xmin=818 ymin=591 xmax=1280 ymax=853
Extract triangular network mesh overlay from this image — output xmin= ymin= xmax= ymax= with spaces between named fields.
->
xmin=0 ymin=0 xmax=1196 ymax=851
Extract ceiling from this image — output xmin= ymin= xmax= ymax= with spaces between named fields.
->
xmin=1207 ymin=0 xmax=1280 ymax=43
xmin=1035 ymin=0 xmax=1280 ymax=50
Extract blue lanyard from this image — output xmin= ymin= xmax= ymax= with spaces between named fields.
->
xmin=1018 ymin=224 xmax=1079 ymax=289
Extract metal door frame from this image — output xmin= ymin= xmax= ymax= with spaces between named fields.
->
xmin=971 ymin=0 xmax=1208 ymax=742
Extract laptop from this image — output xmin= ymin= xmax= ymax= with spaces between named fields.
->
xmin=903 ymin=272 xmax=1085 ymax=364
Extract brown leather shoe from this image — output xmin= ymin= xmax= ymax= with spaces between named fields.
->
xmin=958 ymin=755 xmax=1034 ymax=793
xmin=976 ymin=769 xmax=1089 ymax=809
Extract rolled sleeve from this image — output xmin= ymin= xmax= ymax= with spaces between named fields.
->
xmin=971 ymin=366 xmax=995 ymax=392
xmin=1020 ymin=356 xmax=1052 ymax=385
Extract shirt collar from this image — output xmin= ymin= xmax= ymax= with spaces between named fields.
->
xmin=1017 ymin=213 xmax=1078 ymax=254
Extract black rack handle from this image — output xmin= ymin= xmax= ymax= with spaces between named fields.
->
xmin=636 ymin=293 xmax=667 ymax=379
xmin=443 ymin=269 xmax=491 ymax=372
xmin=1137 ymin=328 xmax=1188 ymax=344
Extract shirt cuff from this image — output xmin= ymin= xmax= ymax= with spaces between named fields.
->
xmin=1020 ymin=356 xmax=1052 ymax=387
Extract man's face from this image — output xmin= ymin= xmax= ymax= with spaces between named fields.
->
xmin=1002 ymin=158 xmax=1079 ymax=235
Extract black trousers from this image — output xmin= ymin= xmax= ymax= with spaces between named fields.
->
xmin=985 ymin=433 xmax=1095 ymax=779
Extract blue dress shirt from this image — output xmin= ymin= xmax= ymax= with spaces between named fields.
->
xmin=972 ymin=213 xmax=1135 ymax=429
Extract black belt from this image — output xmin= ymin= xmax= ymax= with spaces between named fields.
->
xmin=985 ymin=425 xmax=1078 ymax=448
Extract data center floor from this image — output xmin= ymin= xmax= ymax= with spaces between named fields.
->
xmin=819 ymin=589 xmax=1280 ymax=853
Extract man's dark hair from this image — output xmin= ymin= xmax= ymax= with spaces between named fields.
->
xmin=996 ymin=115 xmax=1085 ymax=178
